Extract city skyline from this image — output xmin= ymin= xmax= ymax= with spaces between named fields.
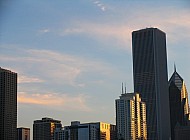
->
xmin=1 ymin=0 xmax=190 ymax=139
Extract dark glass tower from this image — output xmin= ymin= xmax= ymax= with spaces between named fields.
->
xmin=132 ymin=28 xmax=171 ymax=140
xmin=169 ymin=66 xmax=190 ymax=139
xmin=0 ymin=67 xmax=17 ymax=140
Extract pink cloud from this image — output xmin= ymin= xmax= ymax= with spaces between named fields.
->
xmin=18 ymin=92 xmax=92 ymax=112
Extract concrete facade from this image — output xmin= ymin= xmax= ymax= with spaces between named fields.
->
xmin=17 ymin=127 xmax=30 ymax=140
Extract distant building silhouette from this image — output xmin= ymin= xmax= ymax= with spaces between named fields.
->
xmin=115 ymin=87 xmax=147 ymax=140
xmin=0 ymin=67 xmax=17 ymax=140
xmin=169 ymin=66 xmax=190 ymax=139
xmin=132 ymin=28 xmax=171 ymax=139
xmin=17 ymin=127 xmax=30 ymax=140
xmin=33 ymin=117 xmax=62 ymax=140
xmin=54 ymin=121 xmax=117 ymax=140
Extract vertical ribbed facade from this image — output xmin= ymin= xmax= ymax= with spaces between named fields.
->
xmin=132 ymin=28 xmax=171 ymax=140
xmin=115 ymin=92 xmax=147 ymax=140
xmin=0 ymin=67 xmax=17 ymax=140
xmin=140 ymin=102 xmax=147 ymax=139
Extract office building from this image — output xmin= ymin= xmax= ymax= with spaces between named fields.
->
xmin=94 ymin=122 xmax=117 ymax=140
xmin=54 ymin=127 xmax=65 ymax=140
xmin=132 ymin=28 xmax=171 ymax=139
xmin=56 ymin=121 xmax=117 ymax=140
xmin=169 ymin=66 xmax=190 ymax=139
xmin=0 ymin=67 xmax=17 ymax=140
xmin=17 ymin=127 xmax=30 ymax=140
xmin=33 ymin=117 xmax=62 ymax=140
xmin=115 ymin=90 xmax=147 ymax=140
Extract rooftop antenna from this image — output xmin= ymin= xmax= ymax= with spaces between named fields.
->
xmin=122 ymin=82 xmax=124 ymax=94
xmin=125 ymin=83 xmax=127 ymax=94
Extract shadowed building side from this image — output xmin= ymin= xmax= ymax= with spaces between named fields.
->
xmin=132 ymin=28 xmax=171 ymax=140
xmin=169 ymin=67 xmax=190 ymax=140
xmin=0 ymin=67 xmax=17 ymax=140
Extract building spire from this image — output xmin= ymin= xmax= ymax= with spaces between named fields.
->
xmin=174 ymin=62 xmax=176 ymax=72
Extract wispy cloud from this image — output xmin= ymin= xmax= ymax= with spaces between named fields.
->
xmin=59 ymin=5 xmax=190 ymax=51
xmin=61 ymin=23 xmax=133 ymax=50
xmin=64 ymin=28 xmax=84 ymax=34
xmin=38 ymin=28 xmax=50 ymax=34
xmin=18 ymin=92 xmax=91 ymax=112
xmin=93 ymin=0 xmax=106 ymax=12
xmin=119 ymin=6 xmax=190 ymax=44
xmin=18 ymin=75 xmax=44 ymax=83
xmin=0 ymin=47 xmax=114 ymax=87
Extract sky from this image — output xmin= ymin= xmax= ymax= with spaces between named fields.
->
xmin=1 ymin=0 xmax=190 ymax=139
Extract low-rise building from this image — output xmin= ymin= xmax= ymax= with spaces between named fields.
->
xmin=33 ymin=117 xmax=62 ymax=140
xmin=17 ymin=127 xmax=30 ymax=140
xmin=54 ymin=121 xmax=117 ymax=140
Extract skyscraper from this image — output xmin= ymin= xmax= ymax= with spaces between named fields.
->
xmin=115 ymin=91 xmax=147 ymax=140
xmin=132 ymin=28 xmax=171 ymax=140
xmin=0 ymin=67 xmax=17 ymax=140
xmin=33 ymin=117 xmax=62 ymax=140
xmin=169 ymin=66 xmax=190 ymax=139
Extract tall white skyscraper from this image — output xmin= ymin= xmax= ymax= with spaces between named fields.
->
xmin=116 ymin=91 xmax=147 ymax=140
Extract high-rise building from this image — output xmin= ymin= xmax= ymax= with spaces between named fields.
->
xmin=17 ymin=127 xmax=30 ymax=140
xmin=33 ymin=117 xmax=62 ymax=140
xmin=115 ymin=91 xmax=147 ymax=140
xmin=56 ymin=121 xmax=117 ymax=140
xmin=0 ymin=67 xmax=17 ymax=140
xmin=169 ymin=66 xmax=190 ymax=139
xmin=132 ymin=28 xmax=171 ymax=139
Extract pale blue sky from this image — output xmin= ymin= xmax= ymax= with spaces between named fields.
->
xmin=1 ymin=0 xmax=190 ymax=138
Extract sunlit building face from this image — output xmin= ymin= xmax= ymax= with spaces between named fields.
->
xmin=115 ymin=92 xmax=147 ymax=140
xmin=33 ymin=117 xmax=62 ymax=140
